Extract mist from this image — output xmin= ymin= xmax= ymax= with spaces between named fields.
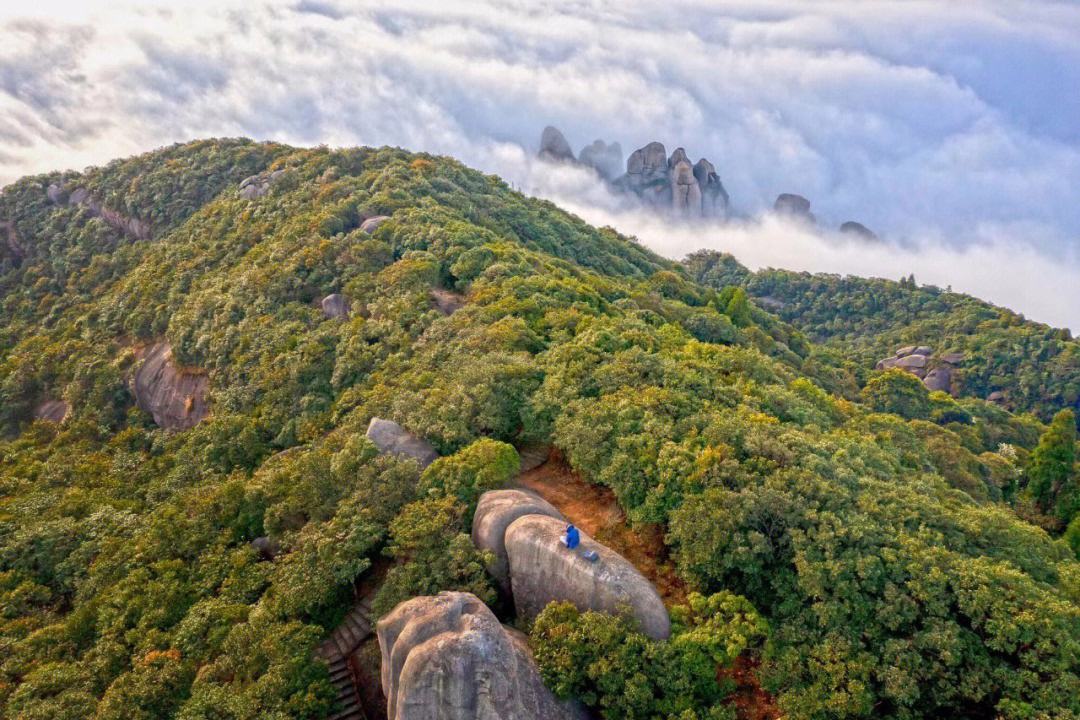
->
xmin=2 ymin=0 xmax=1079 ymax=327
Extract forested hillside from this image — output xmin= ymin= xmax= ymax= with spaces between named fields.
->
xmin=685 ymin=251 xmax=1080 ymax=423
xmin=1 ymin=140 xmax=1078 ymax=720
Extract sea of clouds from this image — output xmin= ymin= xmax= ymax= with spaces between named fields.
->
xmin=2 ymin=0 xmax=1079 ymax=328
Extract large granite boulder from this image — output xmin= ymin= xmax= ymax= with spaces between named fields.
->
xmin=132 ymin=343 xmax=209 ymax=430
xmin=774 ymin=193 xmax=815 ymax=224
xmin=378 ymin=592 xmax=586 ymax=720
xmin=472 ymin=489 xmax=565 ymax=593
xmin=239 ymin=169 xmax=285 ymax=199
xmin=504 ymin=514 xmax=670 ymax=640
xmin=49 ymin=184 xmax=152 ymax=240
xmin=321 ymin=293 xmax=350 ymax=319
xmin=578 ymin=139 xmax=622 ymax=180
xmin=365 ymin=417 xmax=438 ymax=468
xmin=923 ymin=366 xmax=953 ymax=393
xmin=693 ymin=158 xmax=729 ymax=218
xmin=538 ymin=126 xmax=576 ymax=163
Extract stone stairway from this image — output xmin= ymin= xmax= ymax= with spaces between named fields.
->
xmin=315 ymin=597 xmax=375 ymax=720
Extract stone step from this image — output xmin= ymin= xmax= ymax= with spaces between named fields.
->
xmin=328 ymin=707 xmax=366 ymax=720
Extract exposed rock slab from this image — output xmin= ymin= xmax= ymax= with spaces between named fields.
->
xmin=693 ymin=158 xmax=729 ymax=218
xmin=33 ymin=399 xmax=70 ymax=423
xmin=504 ymin=514 xmax=671 ymax=640
xmin=923 ymin=366 xmax=953 ymax=393
xmin=378 ymin=592 xmax=585 ymax=720
xmin=472 ymin=489 xmax=565 ymax=593
xmin=365 ymin=417 xmax=438 ymax=468
xmin=132 ymin=343 xmax=209 ymax=430
xmin=360 ymin=215 xmax=391 ymax=234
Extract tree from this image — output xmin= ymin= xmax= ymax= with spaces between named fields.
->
xmin=724 ymin=287 xmax=753 ymax=328
xmin=861 ymin=368 xmax=931 ymax=420
xmin=1027 ymin=409 xmax=1078 ymax=524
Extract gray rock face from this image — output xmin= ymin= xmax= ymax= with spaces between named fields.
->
xmin=239 ymin=169 xmax=285 ymax=199
xmin=360 ymin=215 xmax=391 ymax=234
xmin=46 ymin=183 xmax=64 ymax=204
xmin=251 ymin=536 xmax=279 ymax=561
xmin=33 ymin=399 xmax=70 ymax=423
xmin=987 ymin=390 xmax=1006 ymax=405
xmin=624 ymin=141 xmax=670 ymax=203
xmin=774 ymin=193 xmax=815 ymax=224
xmin=578 ymin=139 xmax=623 ymax=180
xmin=472 ymin=489 xmax=565 ymax=593
xmin=839 ymin=221 xmax=878 ymax=240
xmin=504 ymin=514 xmax=671 ymax=640
xmin=923 ymin=366 xmax=952 ymax=393
xmin=365 ymin=417 xmax=438 ymax=468
xmin=132 ymin=343 xmax=209 ymax=430
xmin=694 ymin=158 xmax=729 ymax=218
xmin=539 ymin=126 xmax=576 ymax=163
xmin=378 ymin=592 xmax=586 ymax=720
xmin=321 ymin=293 xmax=350 ymax=319
xmin=0 ymin=219 xmax=25 ymax=262
xmin=941 ymin=352 xmax=966 ymax=365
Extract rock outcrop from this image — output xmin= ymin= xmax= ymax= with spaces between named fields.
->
xmin=538 ymin=126 xmax=576 ymax=163
xmin=536 ymin=128 xmax=729 ymax=220
xmin=774 ymin=193 xmax=815 ymax=224
xmin=875 ymin=346 xmax=964 ymax=396
xmin=47 ymin=183 xmax=152 ymax=240
xmin=472 ymin=489 xmax=566 ymax=593
xmin=503 ymin=513 xmax=671 ymax=640
xmin=365 ymin=417 xmax=439 ymax=468
xmin=378 ymin=592 xmax=585 ymax=720
xmin=33 ymin=399 xmax=70 ymax=423
xmin=1 ymin=218 xmax=26 ymax=264
xmin=578 ymin=139 xmax=623 ymax=181
xmin=132 ymin=342 xmax=209 ymax=430
xmin=320 ymin=293 xmax=350 ymax=319
xmin=839 ymin=221 xmax=878 ymax=240
xmin=238 ymin=169 xmax=285 ymax=199
xmin=360 ymin=215 xmax=391 ymax=234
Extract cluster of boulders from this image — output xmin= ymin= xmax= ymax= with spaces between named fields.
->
xmin=132 ymin=342 xmax=209 ymax=430
xmin=238 ymin=169 xmax=286 ymax=199
xmin=46 ymin=183 xmax=152 ymax=240
xmin=537 ymin=126 xmax=878 ymax=235
xmin=876 ymin=345 xmax=964 ymax=395
xmin=538 ymin=126 xmax=728 ymax=219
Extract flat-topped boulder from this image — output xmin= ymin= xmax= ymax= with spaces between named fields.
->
xmin=132 ymin=342 xmax=209 ymax=430
xmin=839 ymin=221 xmax=878 ymax=240
xmin=504 ymin=514 xmax=670 ymax=640
xmin=472 ymin=489 xmax=565 ymax=593
xmin=378 ymin=592 xmax=586 ymax=720
xmin=365 ymin=417 xmax=438 ymax=468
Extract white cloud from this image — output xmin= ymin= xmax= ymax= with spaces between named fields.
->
xmin=1 ymin=0 xmax=1078 ymax=327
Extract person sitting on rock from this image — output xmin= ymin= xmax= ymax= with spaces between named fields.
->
xmin=561 ymin=523 xmax=580 ymax=550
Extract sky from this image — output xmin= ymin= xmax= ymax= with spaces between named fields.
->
xmin=2 ymin=0 xmax=1079 ymax=328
